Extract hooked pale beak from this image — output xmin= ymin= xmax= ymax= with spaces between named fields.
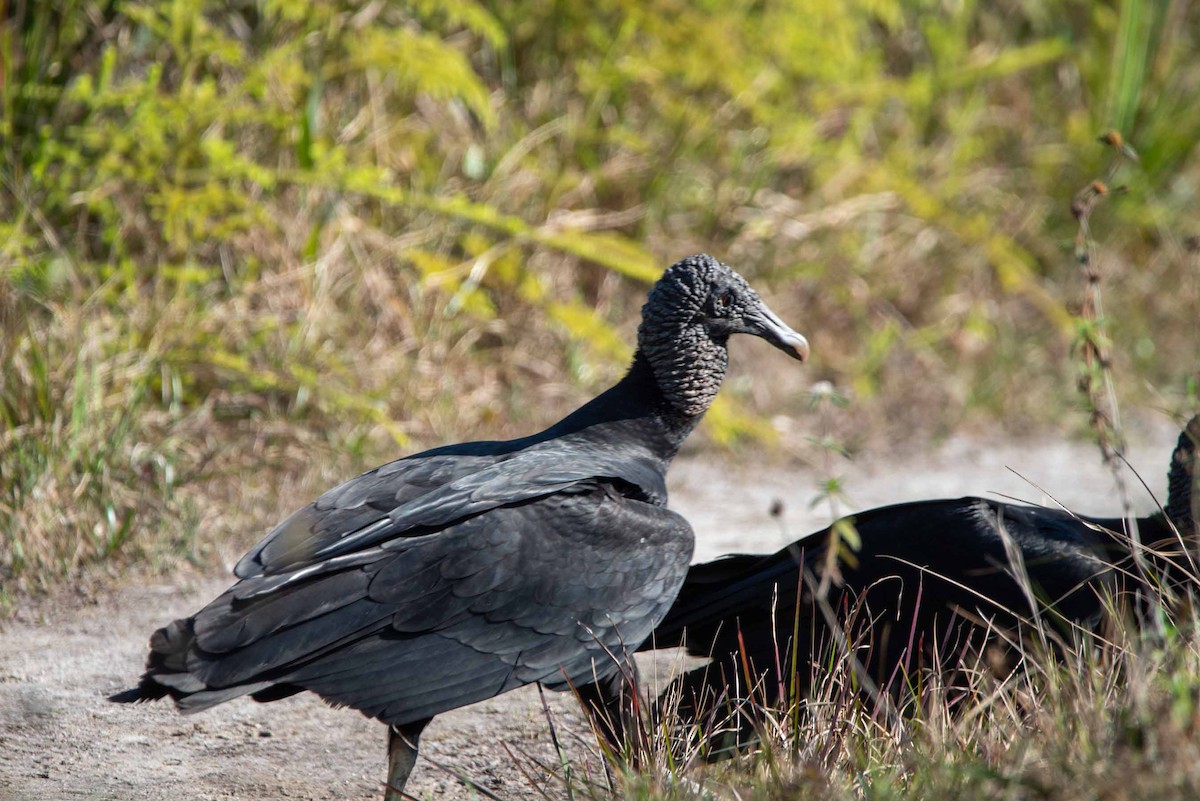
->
xmin=746 ymin=303 xmax=809 ymax=362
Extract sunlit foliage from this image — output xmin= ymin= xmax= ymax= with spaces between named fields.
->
xmin=1 ymin=0 xmax=1197 ymax=586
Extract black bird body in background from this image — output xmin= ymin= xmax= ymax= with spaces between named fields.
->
xmin=649 ymin=416 xmax=1199 ymax=746
xmin=110 ymin=254 xmax=808 ymax=798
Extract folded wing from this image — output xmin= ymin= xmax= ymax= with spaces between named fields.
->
xmin=145 ymin=479 xmax=692 ymax=728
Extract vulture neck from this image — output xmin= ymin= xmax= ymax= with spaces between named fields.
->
xmin=548 ymin=350 xmax=720 ymax=473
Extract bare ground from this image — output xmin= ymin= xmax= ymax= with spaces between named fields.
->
xmin=0 ymin=424 xmax=1181 ymax=801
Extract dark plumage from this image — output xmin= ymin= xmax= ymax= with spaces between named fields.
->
xmin=648 ymin=416 xmax=1200 ymax=750
xmin=110 ymin=254 xmax=808 ymax=798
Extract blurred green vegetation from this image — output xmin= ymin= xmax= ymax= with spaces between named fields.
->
xmin=1 ymin=0 xmax=1198 ymax=588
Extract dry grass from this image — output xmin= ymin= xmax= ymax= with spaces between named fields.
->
xmin=4 ymin=1 xmax=1199 ymax=597
xmin=0 ymin=244 xmax=598 ymax=599
xmin=482 ymin=528 xmax=1200 ymax=801
xmin=1 ymin=6 xmax=1199 ymax=796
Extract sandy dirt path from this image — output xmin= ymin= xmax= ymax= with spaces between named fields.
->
xmin=0 ymin=425 xmax=1180 ymax=801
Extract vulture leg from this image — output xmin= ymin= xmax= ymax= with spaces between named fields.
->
xmin=384 ymin=718 xmax=430 ymax=800
xmin=576 ymin=659 xmax=642 ymax=763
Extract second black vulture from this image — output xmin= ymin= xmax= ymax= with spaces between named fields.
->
xmin=109 ymin=254 xmax=808 ymax=798
xmin=648 ymin=415 xmax=1200 ymax=748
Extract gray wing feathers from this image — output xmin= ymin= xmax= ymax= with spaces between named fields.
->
xmin=186 ymin=489 xmax=691 ymax=727
xmin=235 ymin=448 xmax=668 ymax=578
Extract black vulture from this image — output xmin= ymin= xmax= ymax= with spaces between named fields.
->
xmin=109 ymin=254 xmax=808 ymax=797
xmin=648 ymin=415 xmax=1200 ymax=748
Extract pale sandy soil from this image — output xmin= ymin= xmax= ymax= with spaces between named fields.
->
xmin=0 ymin=423 xmax=1180 ymax=801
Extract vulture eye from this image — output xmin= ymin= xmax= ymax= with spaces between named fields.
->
xmin=713 ymin=289 xmax=734 ymax=313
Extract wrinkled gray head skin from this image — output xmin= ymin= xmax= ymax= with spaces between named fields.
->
xmin=1166 ymin=415 xmax=1200 ymax=538
xmin=637 ymin=254 xmax=808 ymax=417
